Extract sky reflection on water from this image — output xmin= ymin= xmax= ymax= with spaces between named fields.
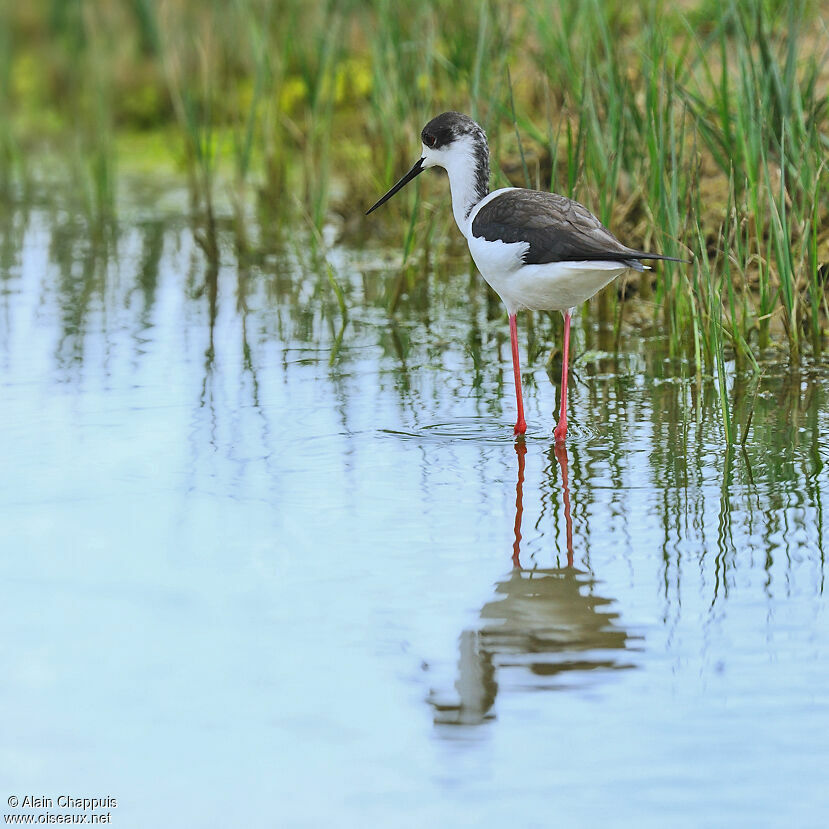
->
xmin=1 ymin=204 xmax=828 ymax=827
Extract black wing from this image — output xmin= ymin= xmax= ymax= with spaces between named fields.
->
xmin=472 ymin=189 xmax=686 ymax=266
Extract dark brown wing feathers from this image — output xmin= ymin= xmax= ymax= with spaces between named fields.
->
xmin=472 ymin=190 xmax=687 ymax=266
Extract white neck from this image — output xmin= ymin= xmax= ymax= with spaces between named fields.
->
xmin=438 ymin=136 xmax=490 ymax=237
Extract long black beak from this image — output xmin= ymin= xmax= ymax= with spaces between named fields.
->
xmin=365 ymin=157 xmax=426 ymax=215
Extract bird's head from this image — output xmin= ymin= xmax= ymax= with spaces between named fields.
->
xmin=366 ymin=112 xmax=488 ymax=215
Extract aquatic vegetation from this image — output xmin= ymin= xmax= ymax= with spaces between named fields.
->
xmin=1 ymin=0 xmax=826 ymax=380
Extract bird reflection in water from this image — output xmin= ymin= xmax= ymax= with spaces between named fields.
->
xmin=431 ymin=441 xmax=635 ymax=726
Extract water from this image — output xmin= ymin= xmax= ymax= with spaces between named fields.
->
xmin=1 ymin=199 xmax=828 ymax=828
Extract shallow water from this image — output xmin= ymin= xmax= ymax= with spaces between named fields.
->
xmin=1 ymin=201 xmax=828 ymax=827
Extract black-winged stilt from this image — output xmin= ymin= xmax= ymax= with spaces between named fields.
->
xmin=366 ymin=111 xmax=686 ymax=441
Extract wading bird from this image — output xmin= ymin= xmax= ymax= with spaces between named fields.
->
xmin=366 ymin=112 xmax=686 ymax=441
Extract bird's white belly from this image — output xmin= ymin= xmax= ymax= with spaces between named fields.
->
xmin=467 ymin=234 xmax=628 ymax=314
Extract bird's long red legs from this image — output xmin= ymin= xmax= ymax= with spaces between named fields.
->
xmin=509 ymin=313 xmax=527 ymax=435
xmin=553 ymin=310 xmax=571 ymax=443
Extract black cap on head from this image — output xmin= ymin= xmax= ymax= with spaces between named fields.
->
xmin=421 ymin=112 xmax=484 ymax=151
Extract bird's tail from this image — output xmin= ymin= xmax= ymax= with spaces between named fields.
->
xmin=630 ymin=250 xmax=693 ymax=265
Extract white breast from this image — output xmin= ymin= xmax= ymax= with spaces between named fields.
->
xmin=466 ymin=233 xmax=528 ymax=311
xmin=467 ymin=234 xmax=629 ymax=316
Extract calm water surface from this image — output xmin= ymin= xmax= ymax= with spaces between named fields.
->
xmin=1 ymin=199 xmax=828 ymax=827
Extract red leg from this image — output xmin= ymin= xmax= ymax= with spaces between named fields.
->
xmin=509 ymin=313 xmax=527 ymax=435
xmin=553 ymin=310 xmax=571 ymax=443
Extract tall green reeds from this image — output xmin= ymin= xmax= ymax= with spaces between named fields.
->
xmin=1 ymin=0 xmax=827 ymax=398
xmin=681 ymin=0 xmax=827 ymax=360
xmin=36 ymin=1 xmax=119 ymax=226
xmin=229 ymin=1 xmax=271 ymax=254
xmin=157 ymin=1 xmax=221 ymax=260
xmin=0 ymin=17 xmax=19 ymax=193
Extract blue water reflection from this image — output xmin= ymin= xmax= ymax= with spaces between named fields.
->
xmin=1 ymin=205 xmax=827 ymax=826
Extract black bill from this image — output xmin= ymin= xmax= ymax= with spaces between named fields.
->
xmin=365 ymin=157 xmax=426 ymax=215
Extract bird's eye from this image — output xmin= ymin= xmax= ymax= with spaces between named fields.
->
xmin=423 ymin=134 xmax=436 ymax=148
